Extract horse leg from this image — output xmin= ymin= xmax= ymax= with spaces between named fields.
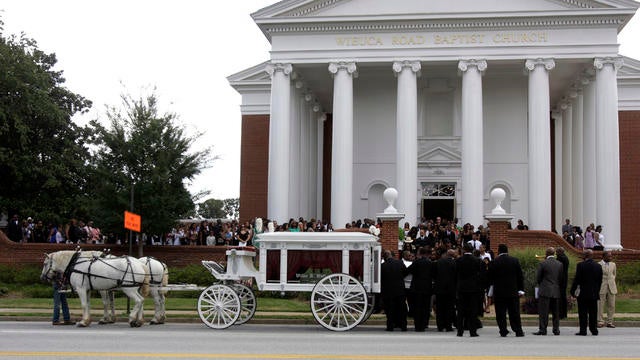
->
xmin=149 ymin=288 xmax=166 ymax=325
xmin=76 ymin=289 xmax=92 ymax=327
xmin=108 ymin=290 xmax=116 ymax=323
xmin=123 ymin=288 xmax=144 ymax=327
xmin=98 ymin=290 xmax=116 ymax=324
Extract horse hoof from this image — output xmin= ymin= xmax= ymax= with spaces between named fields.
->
xmin=150 ymin=320 xmax=164 ymax=325
xmin=76 ymin=322 xmax=88 ymax=328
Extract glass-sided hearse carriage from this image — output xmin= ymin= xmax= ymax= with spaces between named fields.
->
xmin=199 ymin=231 xmax=382 ymax=331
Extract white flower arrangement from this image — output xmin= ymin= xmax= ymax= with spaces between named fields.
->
xmin=369 ymin=225 xmax=380 ymax=237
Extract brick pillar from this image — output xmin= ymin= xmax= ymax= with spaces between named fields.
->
xmin=485 ymin=214 xmax=513 ymax=254
xmin=378 ymin=215 xmax=404 ymax=254
xmin=376 ymin=187 xmax=405 ymax=256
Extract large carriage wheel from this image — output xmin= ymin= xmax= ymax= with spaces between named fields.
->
xmin=197 ymin=284 xmax=240 ymax=329
xmin=311 ymin=273 xmax=368 ymax=331
xmin=231 ymin=283 xmax=257 ymax=325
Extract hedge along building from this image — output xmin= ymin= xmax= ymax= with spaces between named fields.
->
xmin=228 ymin=0 xmax=640 ymax=250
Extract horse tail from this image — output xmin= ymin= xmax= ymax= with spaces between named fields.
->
xmin=140 ymin=263 xmax=151 ymax=298
xmin=161 ymin=264 xmax=169 ymax=296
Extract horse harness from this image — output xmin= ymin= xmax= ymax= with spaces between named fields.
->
xmin=71 ymin=254 xmax=148 ymax=291
xmin=143 ymin=256 xmax=168 ymax=286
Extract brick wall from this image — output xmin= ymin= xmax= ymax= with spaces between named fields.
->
xmin=619 ymin=110 xmax=640 ymax=250
xmin=501 ymin=229 xmax=640 ymax=265
xmin=0 ymin=231 xmax=226 ymax=268
xmin=239 ymin=114 xmax=270 ymax=223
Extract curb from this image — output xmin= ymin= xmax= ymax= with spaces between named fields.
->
xmin=3 ymin=316 xmax=640 ymax=328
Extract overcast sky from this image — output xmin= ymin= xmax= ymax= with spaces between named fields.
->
xmin=2 ymin=0 xmax=640 ymax=201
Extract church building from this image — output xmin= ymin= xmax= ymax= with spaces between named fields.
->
xmin=228 ymin=0 xmax=640 ymax=250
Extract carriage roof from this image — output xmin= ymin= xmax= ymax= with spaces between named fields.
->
xmin=257 ymin=231 xmax=378 ymax=245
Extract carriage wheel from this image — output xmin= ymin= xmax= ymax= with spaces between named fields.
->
xmin=311 ymin=273 xmax=368 ymax=331
xmin=197 ymin=284 xmax=240 ymax=329
xmin=231 ymin=283 xmax=257 ymax=325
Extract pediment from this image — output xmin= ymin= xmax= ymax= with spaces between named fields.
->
xmin=254 ymin=0 xmax=636 ymax=19
xmin=619 ymin=56 xmax=640 ymax=78
xmin=228 ymin=61 xmax=270 ymax=83
xmin=418 ymin=144 xmax=461 ymax=165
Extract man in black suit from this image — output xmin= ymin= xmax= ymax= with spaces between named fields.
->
xmin=434 ymin=248 xmax=457 ymax=332
xmin=406 ymin=247 xmax=433 ymax=332
xmin=442 ymin=225 xmax=457 ymax=248
xmin=556 ymin=247 xmax=570 ymax=319
xmin=414 ymin=227 xmax=429 ymax=249
xmin=381 ymin=250 xmax=407 ymax=331
xmin=7 ymin=214 xmax=21 ymax=242
xmin=534 ymin=247 xmax=563 ymax=335
xmin=455 ymin=242 xmax=485 ymax=337
xmin=488 ymin=244 xmax=525 ymax=337
xmin=571 ymin=249 xmax=603 ymax=336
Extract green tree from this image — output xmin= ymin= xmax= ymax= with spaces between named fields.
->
xmin=222 ymin=198 xmax=240 ymax=220
xmin=86 ymin=91 xmax=212 ymax=236
xmin=0 ymin=22 xmax=92 ymax=223
xmin=197 ymin=198 xmax=225 ymax=219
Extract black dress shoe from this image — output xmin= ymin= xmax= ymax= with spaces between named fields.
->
xmin=533 ymin=331 xmax=547 ymax=335
xmin=553 ymin=330 xmax=560 ymax=336
xmin=591 ymin=332 xmax=598 ymax=336
xmin=500 ymin=333 xmax=508 ymax=337
xmin=457 ymin=331 xmax=463 ymax=337
xmin=470 ymin=333 xmax=479 ymax=337
xmin=575 ymin=332 xmax=587 ymax=336
xmin=516 ymin=332 xmax=525 ymax=337
xmin=446 ymin=328 xmax=454 ymax=332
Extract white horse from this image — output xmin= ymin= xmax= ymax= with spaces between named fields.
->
xmin=98 ymin=256 xmax=169 ymax=325
xmin=41 ymin=250 xmax=149 ymax=327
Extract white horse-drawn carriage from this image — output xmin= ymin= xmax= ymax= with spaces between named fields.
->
xmin=198 ymin=231 xmax=382 ymax=331
xmin=40 ymin=231 xmax=382 ymax=331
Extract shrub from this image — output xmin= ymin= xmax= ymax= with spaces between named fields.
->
xmin=168 ymin=264 xmax=213 ymax=286
xmin=617 ymin=261 xmax=640 ymax=292
xmin=22 ymin=284 xmax=53 ymax=298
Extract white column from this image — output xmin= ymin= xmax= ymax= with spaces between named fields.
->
xmin=298 ymin=89 xmax=310 ymax=219
xmin=307 ymin=98 xmax=319 ymax=219
xmin=561 ymin=101 xmax=573 ymax=223
xmin=594 ymin=57 xmax=623 ymax=250
xmin=265 ymin=63 xmax=292 ymax=223
xmin=582 ymin=74 xmax=597 ymax=225
xmin=288 ymin=78 xmax=303 ymax=219
xmin=571 ymin=88 xmax=584 ymax=228
xmin=525 ymin=58 xmax=555 ymax=230
xmin=553 ymin=110 xmax=563 ymax=232
xmin=458 ymin=59 xmax=486 ymax=227
xmin=317 ymin=112 xmax=326 ymax=219
xmin=393 ymin=61 xmax=421 ymax=226
xmin=328 ymin=62 xmax=357 ymax=228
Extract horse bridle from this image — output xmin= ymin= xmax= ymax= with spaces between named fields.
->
xmin=41 ymin=256 xmax=55 ymax=281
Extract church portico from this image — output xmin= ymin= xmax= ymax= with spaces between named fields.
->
xmin=231 ymin=0 xmax=640 ymax=250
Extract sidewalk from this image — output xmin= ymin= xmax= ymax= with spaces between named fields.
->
xmin=2 ymin=308 xmax=640 ymax=327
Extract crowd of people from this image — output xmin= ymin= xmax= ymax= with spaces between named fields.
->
xmin=381 ymin=217 xmax=497 ymax=336
xmin=560 ymin=218 xmax=606 ymax=251
xmin=4 ymin=214 xmax=103 ymax=244
xmin=381 ymin=223 xmax=618 ymax=337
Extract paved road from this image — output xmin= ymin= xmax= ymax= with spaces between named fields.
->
xmin=1 ymin=322 xmax=639 ymax=359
